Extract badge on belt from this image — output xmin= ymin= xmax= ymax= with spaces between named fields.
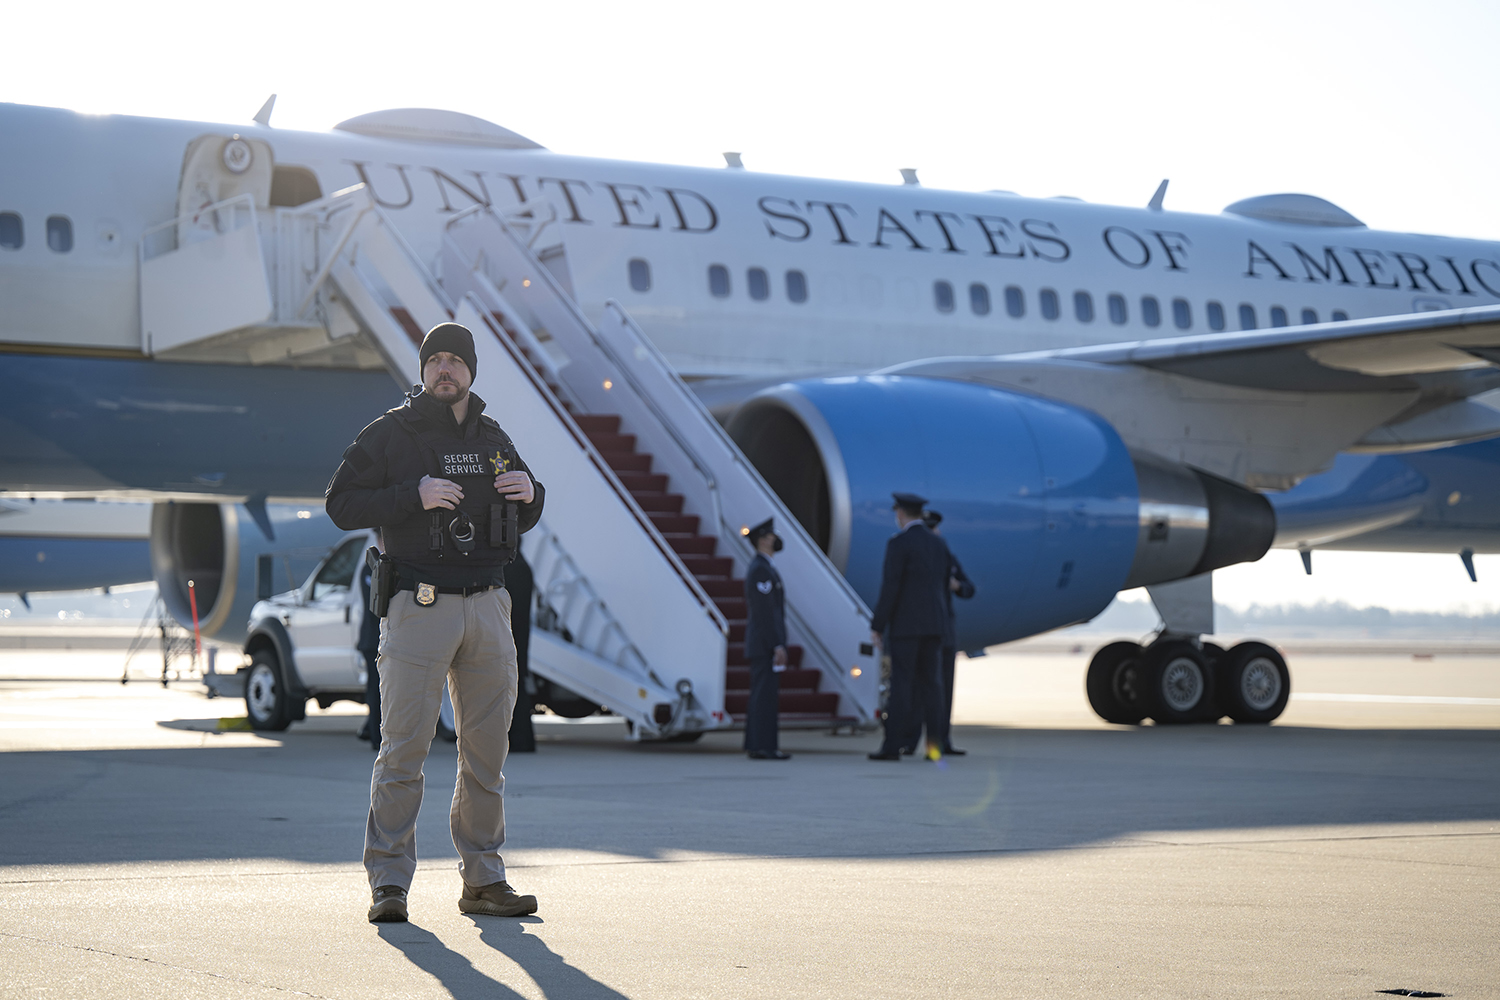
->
xmin=415 ymin=582 xmax=437 ymax=607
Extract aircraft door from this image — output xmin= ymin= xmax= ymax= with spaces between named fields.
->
xmin=174 ymin=134 xmax=275 ymax=246
xmin=286 ymin=537 xmax=363 ymax=688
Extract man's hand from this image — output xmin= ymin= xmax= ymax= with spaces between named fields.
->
xmin=869 ymin=629 xmax=883 ymax=649
xmin=773 ymin=645 xmax=788 ymax=669
xmin=495 ymin=470 xmax=534 ymax=504
xmin=419 ymin=475 xmax=463 ymax=510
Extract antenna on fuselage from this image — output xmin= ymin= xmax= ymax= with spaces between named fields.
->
xmin=723 ymin=152 xmax=744 ymax=169
xmin=899 ymin=168 xmax=920 ymax=186
xmin=253 ymin=94 xmax=277 ymax=127
xmin=1147 ymin=178 xmax=1169 ymax=211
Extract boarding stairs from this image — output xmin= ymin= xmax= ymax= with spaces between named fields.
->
xmin=137 ymin=184 xmax=879 ymax=738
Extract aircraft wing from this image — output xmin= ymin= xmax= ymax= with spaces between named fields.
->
xmin=885 ymin=305 xmax=1500 ymax=489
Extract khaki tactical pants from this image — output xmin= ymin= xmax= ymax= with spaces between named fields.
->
xmin=364 ymin=586 xmax=518 ymax=891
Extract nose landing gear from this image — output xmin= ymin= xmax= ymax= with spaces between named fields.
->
xmin=1086 ymin=637 xmax=1289 ymax=725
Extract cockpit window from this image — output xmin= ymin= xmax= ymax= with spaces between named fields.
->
xmin=0 ymin=213 xmax=22 ymax=250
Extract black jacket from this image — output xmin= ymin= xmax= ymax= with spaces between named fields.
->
xmin=870 ymin=522 xmax=951 ymax=638
xmin=941 ymin=550 xmax=976 ymax=648
xmin=325 ymin=389 xmax=544 ymax=586
xmin=743 ymin=552 xmax=787 ymax=659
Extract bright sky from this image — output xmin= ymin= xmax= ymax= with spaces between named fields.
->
xmin=9 ymin=0 xmax=1500 ymax=612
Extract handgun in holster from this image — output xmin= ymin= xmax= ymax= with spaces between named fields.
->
xmin=365 ymin=546 xmax=395 ymax=618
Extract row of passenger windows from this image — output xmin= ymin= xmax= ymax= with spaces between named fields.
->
xmin=931 ymin=280 xmax=1346 ymax=330
xmin=629 ymin=258 xmax=1351 ymax=330
xmin=0 ymin=212 xmax=73 ymax=252
xmin=628 ymin=259 xmax=811 ymax=304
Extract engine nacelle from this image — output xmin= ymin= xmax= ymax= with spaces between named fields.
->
xmin=728 ymin=376 xmax=1274 ymax=649
xmin=150 ymin=501 xmax=346 ymax=642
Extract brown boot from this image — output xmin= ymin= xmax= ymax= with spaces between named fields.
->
xmin=368 ymin=885 xmax=408 ymax=923
xmin=458 ymin=880 xmax=538 ymax=917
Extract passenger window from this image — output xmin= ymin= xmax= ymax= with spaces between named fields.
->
xmin=1074 ymin=291 xmax=1094 ymax=322
xmin=748 ymin=267 xmax=769 ymax=301
xmin=628 ymin=258 xmax=651 ymax=292
xmin=1039 ymin=288 xmax=1059 ymax=320
xmin=1172 ymin=298 xmax=1191 ymax=330
xmin=0 ymin=212 xmax=21 ymax=249
xmin=708 ymin=264 xmax=730 ymax=298
xmin=1206 ymin=301 xmax=1225 ymax=331
xmin=933 ymin=280 xmax=955 ymax=313
xmin=1332 ymin=309 xmax=1349 ymax=322
xmin=786 ymin=269 xmax=808 ymax=303
xmin=1238 ymin=304 xmax=1257 ymax=330
xmin=1107 ymin=294 xmax=1127 ymax=325
xmin=310 ymin=539 xmax=363 ymax=601
xmin=1141 ymin=296 xmax=1161 ymax=328
xmin=1005 ymin=286 xmax=1025 ymax=318
xmin=46 ymin=216 xmax=72 ymax=253
xmin=1301 ymin=308 xmax=1318 ymax=325
xmin=969 ymin=282 xmax=990 ymax=316
xmin=1270 ymin=306 xmax=1288 ymax=327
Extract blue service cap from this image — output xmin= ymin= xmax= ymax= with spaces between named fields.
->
xmin=892 ymin=492 xmax=928 ymax=513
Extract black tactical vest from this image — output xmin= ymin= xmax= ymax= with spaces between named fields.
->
xmin=381 ymin=404 xmax=522 ymax=585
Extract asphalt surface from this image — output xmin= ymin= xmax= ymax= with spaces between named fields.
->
xmin=2 ymin=648 xmax=1497 ymax=999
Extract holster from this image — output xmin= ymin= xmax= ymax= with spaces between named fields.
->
xmin=366 ymin=546 xmax=395 ymax=618
xmin=491 ymin=502 xmax=519 ymax=551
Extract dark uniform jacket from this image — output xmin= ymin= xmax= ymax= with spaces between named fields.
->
xmin=870 ymin=522 xmax=951 ymax=638
xmin=325 ymin=388 xmax=544 ymax=588
xmin=743 ymin=552 xmax=787 ymax=660
xmin=940 ymin=552 xmax=976 ymax=649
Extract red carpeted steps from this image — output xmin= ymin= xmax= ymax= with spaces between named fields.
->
xmin=492 ymin=317 xmax=843 ymax=730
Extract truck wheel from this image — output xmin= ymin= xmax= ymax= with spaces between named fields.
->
xmin=1085 ymin=641 xmax=1147 ymax=724
xmin=1142 ymin=640 xmax=1215 ymax=725
xmin=245 ymin=650 xmax=292 ymax=731
xmin=1218 ymin=642 xmax=1290 ymax=724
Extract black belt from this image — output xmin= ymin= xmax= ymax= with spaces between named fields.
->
xmin=396 ymin=581 xmax=499 ymax=597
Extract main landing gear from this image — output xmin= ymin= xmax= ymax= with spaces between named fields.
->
xmin=1085 ymin=636 xmax=1290 ymax=725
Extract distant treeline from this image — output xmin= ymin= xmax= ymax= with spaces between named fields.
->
xmin=1216 ymin=600 xmax=1500 ymax=632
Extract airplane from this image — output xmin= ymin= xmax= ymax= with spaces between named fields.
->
xmin=4 ymin=97 xmax=1499 ymax=730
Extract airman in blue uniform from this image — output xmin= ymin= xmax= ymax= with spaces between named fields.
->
xmin=922 ymin=509 xmax=975 ymax=756
xmin=743 ymin=518 xmax=790 ymax=760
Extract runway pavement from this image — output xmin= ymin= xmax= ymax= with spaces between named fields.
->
xmin=1 ymin=647 xmax=1496 ymax=999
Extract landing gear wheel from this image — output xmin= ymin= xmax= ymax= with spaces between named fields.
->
xmin=1085 ymin=641 xmax=1147 ymax=724
xmin=1198 ymin=643 xmax=1227 ymax=723
xmin=1218 ymin=642 xmax=1290 ymax=724
xmin=1141 ymin=640 xmax=1215 ymax=725
xmin=245 ymin=650 xmax=291 ymax=731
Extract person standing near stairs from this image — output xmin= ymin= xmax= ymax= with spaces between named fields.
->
xmin=922 ymin=509 xmax=975 ymax=756
xmin=326 ymin=322 xmax=545 ymax=924
xmin=743 ymin=518 xmax=791 ymax=760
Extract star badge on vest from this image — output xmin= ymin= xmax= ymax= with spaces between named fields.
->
xmin=415 ymin=582 xmax=437 ymax=606
xmin=489 ymin=451 xmax=510 ymax=475
xmin=757 ymin=580 xmax=774 ymax=594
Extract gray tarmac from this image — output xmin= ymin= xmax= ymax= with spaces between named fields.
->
xmin=1 ymin=646 xmax=1497 ymax=999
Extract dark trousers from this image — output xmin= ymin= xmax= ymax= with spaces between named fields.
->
xmin=363 ymin=649 xmax=381 ymax=748
xmin=941 ymin=644 xmax=957 ymax=746
xmin=743 ymin=653 xmax=780 ymax=753
xmin=880 ymin=635 xmax=946 ymax=754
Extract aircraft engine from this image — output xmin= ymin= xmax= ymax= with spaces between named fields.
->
xmin=727 ymin=375 xmax=1274 ymax=651
xmin=150 ymin=501 xmax=347 ymax=643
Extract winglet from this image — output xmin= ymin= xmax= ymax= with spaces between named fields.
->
xmin=253 ymin=94 xmax=276 ymax=127
xmin=1147 ymin=178 xmax=1169 ymax=211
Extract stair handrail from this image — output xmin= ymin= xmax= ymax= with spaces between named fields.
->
xmin=445 ymin=208 xmax=729 ymax=536
xmin=457 ymin=294 xmax=728 ymax=636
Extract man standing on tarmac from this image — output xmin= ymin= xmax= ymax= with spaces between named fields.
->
xmin=743 ymin=518 xmax=790 ymax=760
xmin=922 ymin=509 xmax=975 ymax=756
xmin=326 ymin=322 xmax=545 ymax=924
xmin=867 ymin=493 xmax=951 ymax=761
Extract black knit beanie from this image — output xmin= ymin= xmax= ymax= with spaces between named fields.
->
xmin=419 ymin=323 xmax=477 ymax=378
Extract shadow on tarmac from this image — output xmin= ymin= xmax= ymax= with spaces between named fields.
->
xmin=1 ymin=723 xmax=1497 ymax=868
xmin=378 ymin=919 xmax=633 ymax=1000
